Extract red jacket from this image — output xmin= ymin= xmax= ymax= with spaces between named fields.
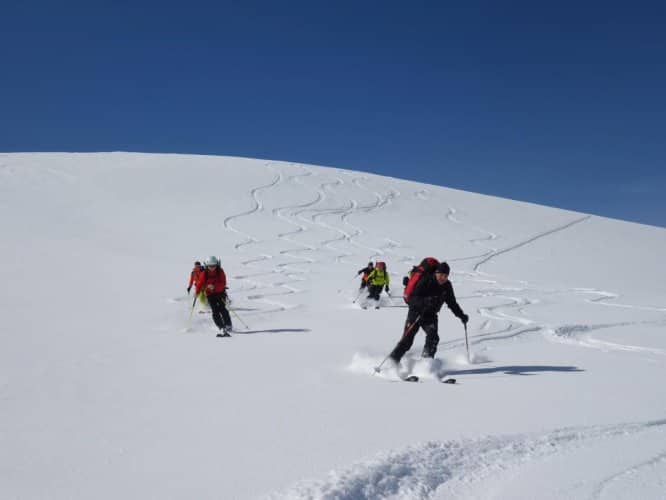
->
xmin=196 ymin=266 xmax=227 ymax=296
xmin=188 ymin=266 xmax=203 ymax=288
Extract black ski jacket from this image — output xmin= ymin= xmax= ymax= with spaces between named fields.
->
xmin=407 ymin=273 xmax=465 ymax=319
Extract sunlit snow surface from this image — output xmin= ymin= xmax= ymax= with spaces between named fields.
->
xmin=1 ymin=153 xmax=665 ymax=499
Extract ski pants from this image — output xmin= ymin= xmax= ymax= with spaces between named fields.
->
xmin=390 ymin=308 xmax=439 ymax=362
xmin=367 ymin=284 xmax=383 ymax=301
xmin=207 ymin=292 xmax=232 ymax=330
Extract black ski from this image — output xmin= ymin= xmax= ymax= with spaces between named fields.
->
xmin=402 ymin=375 xmax=419 ymax=382
xmin=441 ymin=378 xmax=457 ymax=384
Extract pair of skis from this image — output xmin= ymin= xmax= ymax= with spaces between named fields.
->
xmin=373 ymin=359 xmax=456 ymax=383
xmin=394 ymin=373 xmax=456 ymax=384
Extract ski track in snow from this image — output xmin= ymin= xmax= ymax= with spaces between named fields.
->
xmin=573 ymin=288 xmax=666 ymax=313
xmin=268 ymin=419 xmax=666 ymax=500
xmin=428 ymin=203 xmax=665 ymax=360
xmin=414 ymin=188 xmax=429 ymax=201
xmin=219 ymin=160 xmax=664 ymax=364
xmin=221 ymin=164 xmax=408 ymax=315
xmin=226 ymin=164 xmax=666 ymax=361
xmin=591 ymin=450 xmax=666 ymax=499
xmin=223 ymin=168 xmax=282 ymax=250
xmin=422 ymin=205 xmax=665 ymax=360
xmin=219 ymin=164 xmax=665 ymax=357
xmin=545 ymin=322 xmax=666 ymax=356
xmin=472 ymin=215 xmax=591 ymax=272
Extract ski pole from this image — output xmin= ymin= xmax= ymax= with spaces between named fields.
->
xmin=226 ymin=301 xmax=250 ymax=330
xmin=352 ymin=287 xmax=364 ymax=304
xmin=374 ymin=314 xmax=421 ymax=373
xmin=187 ymin=294 xmax=198 ymax=328
xmin=464 ymin=323 xmax=470 ymax=363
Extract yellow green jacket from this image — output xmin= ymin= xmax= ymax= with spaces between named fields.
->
xmin=366 ymin=268 xmax=389 ymax=286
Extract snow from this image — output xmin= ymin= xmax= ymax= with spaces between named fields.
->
xmin=1 ymin=152 xmax=665 ymax=499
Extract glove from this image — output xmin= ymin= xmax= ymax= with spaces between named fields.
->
xmin=385 ymin=286 xmax=390 ymax=293
xmin=461 ymin=313 xmax=469 ymax=325
xmin=187 ymin=286 xmax=191 ymax=294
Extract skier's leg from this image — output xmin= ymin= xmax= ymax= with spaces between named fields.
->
xmin=208 ymin=294 xmax=225 ymax=330
xmin=422 ymin=315 xmax=440 ymax=358
xmin=220 ymin=297 xmax=232 ymax=329
xmin=390 ymin=309 xmax=421 ymax=362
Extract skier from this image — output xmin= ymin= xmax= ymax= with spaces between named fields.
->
xmin=389 ymin=260 xmax=468 ymax=363
xmin=187 ymin=261 xmax=208 ymax=308
xmin=356 ymin=262 xmax=374 ymax=289
xmin=195 ymin=256 xmax=233 ymax=336
xmin=365 ymin=261 xmax=390 ymax=308
xmin=187 ymin=261 xmax=203 ymax=294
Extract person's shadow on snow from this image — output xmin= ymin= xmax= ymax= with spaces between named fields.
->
xmin=449 ymin=365 xmax=584 ymax=376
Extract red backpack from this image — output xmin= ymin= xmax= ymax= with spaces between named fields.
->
xmin=403 ymin=257 xmax=439 ymax=303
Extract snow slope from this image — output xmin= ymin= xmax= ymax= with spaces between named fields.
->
xmin=1 ymin=152 xmax=665 ymax=499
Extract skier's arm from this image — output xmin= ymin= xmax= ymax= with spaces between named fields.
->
xmin=195 ymin=274 xmax=205 ymax=295
xmin=444 ymin=282 xmax=466 ymax=320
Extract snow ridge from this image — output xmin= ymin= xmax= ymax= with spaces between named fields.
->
xmin=268 ymin=418 xmax=666 ymax=500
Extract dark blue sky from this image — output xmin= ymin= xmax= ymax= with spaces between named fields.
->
xmin=2 ymin=1 xmax=665 ymax=227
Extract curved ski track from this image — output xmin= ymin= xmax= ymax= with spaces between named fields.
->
xmin=188 ymin=162 xmax=666 ymax=497
xmin=223 ymin=164 xmax=408 ymax=314
xmin=428 ymin=206 xmax=666 ymax=360
xmin=221 ymin=167 xmax=665 ymax=358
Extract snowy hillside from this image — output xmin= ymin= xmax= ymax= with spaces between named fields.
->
xmin=1 ymin=152 xmax=665 ymax=499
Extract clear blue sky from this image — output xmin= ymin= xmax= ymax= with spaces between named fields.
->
xmin=2 ymin=1 xmax=665 ymax=227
